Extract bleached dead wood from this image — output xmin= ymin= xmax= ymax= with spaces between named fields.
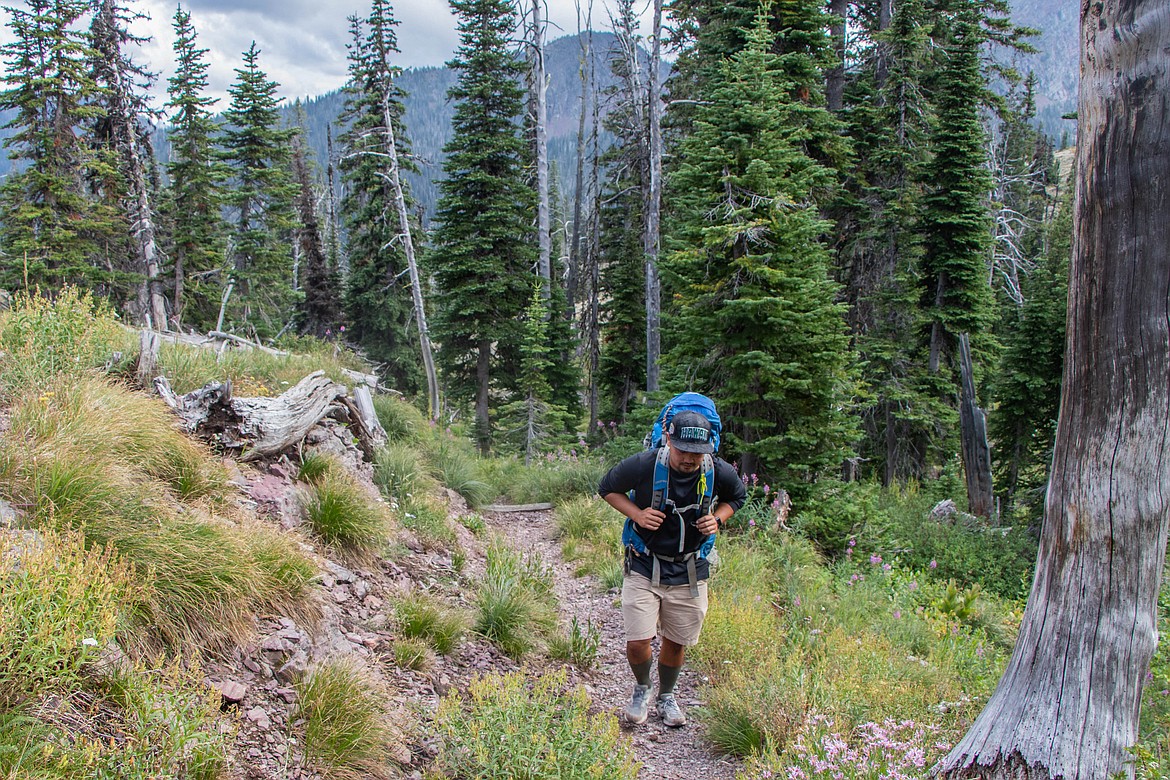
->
xmin=155 ymin=371 xmax=387 ymax=461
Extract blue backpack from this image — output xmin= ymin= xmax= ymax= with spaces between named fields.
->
xmin=622 ymin=393 xmax=721 ymax=596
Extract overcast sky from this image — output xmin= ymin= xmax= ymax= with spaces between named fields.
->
xmin=1 ymin=0 xmax=648 ymax=111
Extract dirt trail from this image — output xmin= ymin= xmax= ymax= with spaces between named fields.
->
xmin=482 ymin=508 xmax=741 ymax=780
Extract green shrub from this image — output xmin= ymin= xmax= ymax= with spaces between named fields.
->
xmin=0 ymin=662 xmax=227 ymax=780
xmin=304 ymin=465 xmax=391 ymax=556
xmin=374 ymin=443 xmax=436 ymax=500
xmin=547 ymin=617 xmax=601 ymax=670
xmin=474 ymin=540 xmax=558 ymax=658
xmin=391 ymin=637 xmax=434 ymax=672
xmin=434 ymin=670 xmax=638 ymax=780
xmin=0 ymin=287 xmax=129 ymax=397
xmin=395 ymin=592 xmax=468 ymax=655
xmin=296 ymin=659 xmax=397 ymax=780
xmin=399 ymin=495 xmax=456 ymax=549
xmin=372 ymin=395 xmax=430 ymax=443
xmin=422 ymin=435 xmax=490 ymax=508
xmin=0 ymin=530 xmax=135 ymax=706
xmin=554 ymin=496 xmax=609 ymax=540
xmin=482 ymin=454 xmax=606 ymax=506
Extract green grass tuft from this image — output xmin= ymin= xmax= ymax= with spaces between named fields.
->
xmin=422 ymin=435 xmax=491 ymax=508
xmin=296 ymin=659 xmax=398 ymax=779
xmin=395 ymin=592 xmax=468 ymax=655
xmin=474 ymin=539 xmax=558 ymax=658
xmin=547 ymin=617 xmax=602 ymax=670
xmin=372 ymin=395 xmax=431 ymax=443
xmin=303 ymin=463 xmax=392 ymax=556
xmin=373 ymin=443 xmax=436 ymax=500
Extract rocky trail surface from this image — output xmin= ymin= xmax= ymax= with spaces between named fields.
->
xmin=482 ymin=506 xmax=741 ymax=780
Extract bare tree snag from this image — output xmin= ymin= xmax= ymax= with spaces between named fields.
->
xmin=530 ymin=0 xmax=552 ymax=300
xmin=136 ymin=329 xmax=161 ymax=390
xmin=936 ymin=1 xmax=1170 ymax=777
xmin=155 ymin=371 xmax=386 ymax=462
xmin=644 ymin=0 xmax=663 ymax=393
xmin=958 ymin=333 xmax=993 ymax=519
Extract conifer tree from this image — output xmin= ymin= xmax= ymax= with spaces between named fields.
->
xmin=992 ymin=194 xmax=1070 ymax=513
xmin=219 ymin=42 xmax=298 ymax=338
xmin=429 ymin=0 xmax=537 ymax=452
xmin=0 ymin=0 xmax=108 ymax=291
xmin=339 ymin=8 xmax=425 ymax=398
xmin=919 ymin=9 xmax=995 ymax=375
xmin=596 ymin=0 xmax=648 ymax=421
xmin=164 ymin=3 xmax=225 ymax=331
xmin=666 ymin=12 xmax=859 ymax=488
xmin=291 ymin=130 xmax=340 ymax=339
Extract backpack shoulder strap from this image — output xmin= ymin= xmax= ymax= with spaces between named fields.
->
xmin=651 ymin=445 xmax=671 ymax=512
xmin=698 ymin=454 xmax=715 ymax=516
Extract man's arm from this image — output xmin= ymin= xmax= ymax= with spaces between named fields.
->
xmin=602 ymin=491 xmax=666 ymax=532
xmin=695 ymin=502 xmax=735 ymax=536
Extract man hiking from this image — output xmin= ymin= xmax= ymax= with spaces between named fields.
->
xmin=598 ymin=408 xmax=745 ymax=727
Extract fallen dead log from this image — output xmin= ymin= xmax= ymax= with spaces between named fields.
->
xmin=155 ymin=371 xmax=387 ymax=461
xmin=481 ymin=503 xmax=555 ymax=513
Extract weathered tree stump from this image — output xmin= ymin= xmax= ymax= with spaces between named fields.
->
xmin=155 ymin=371 xmax=387 ymax=461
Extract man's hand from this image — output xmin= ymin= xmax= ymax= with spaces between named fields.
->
xmin=696 ymin=514 xmax=719 ymax=535
xmin=631 ymin=507 xmax=666 ymax=531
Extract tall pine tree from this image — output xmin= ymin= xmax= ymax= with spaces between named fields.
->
xmin=0 ymin=0 xmax=108 ymax=292
xmin=164 ymin=3 xmax=226 ymax=332
xmin=339 ymin=7 xmax=424 ymax=396
xmin=219 ymin=42 xmax=298 ymax=338
xmin=666 ymin=12 xmax=859 ymax=489
xmin=429 ymin=0 xmax=537 ymax=452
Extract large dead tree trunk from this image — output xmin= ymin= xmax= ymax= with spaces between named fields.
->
xmin=530 ymin=0 xmax=552 ymax=300
xmin=825 ymin=0 xmax=848 ymax=112
xmin=936 ymin=1 xmax=1170 ymax=777
xmin=155 ymin=371 xmax=388 ymax=461
xmin=958 ymin=333 xmax=993 ymax=519
xmin=376 ymin=44 xmax=440 ymax=421
xmin=644 ymin=0 xmax=663 ymax=393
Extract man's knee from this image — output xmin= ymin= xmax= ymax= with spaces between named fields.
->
xmin=626 ymin=638 xmax=653 ymax=663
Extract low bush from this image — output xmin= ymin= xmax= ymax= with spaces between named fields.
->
xmin=2 ymin=379 xmax=315 ymax=652
xmin=391 ymin=637 xmax=434 ymax=672
xmin=547 ymin=616 xmax=602 ymax=671
xmin=398 ymin=495 xmax=457 ymax=550
xmin=0 ymin=660 xmax=228 ymax=780
xmin=434 ymin=669 xmax=638 ymax=780
xmin=374 ymin=443 xmax=436 ymax=501
xmin=481 ymin=453 xmax=606 ymax=506
xmin=395 ymin=592 xmax=468 ymax=655
xmin=372 ymin=395 xmax=431 ymax=444
xmin=421 ymin=434 xmax=491 ymax=508
xmin=296 ymin=659 xmax=397 ymax=780
xmin=0 ymin=530 xmax=135 ymax=706
xmin=0 ymin=287 xmax=129 ymax=398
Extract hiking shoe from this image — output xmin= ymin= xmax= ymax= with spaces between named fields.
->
xmin=624 ymin=684 xmax=651 ymax=724
xmin=657 ymin=693 xmax=687 ymax=727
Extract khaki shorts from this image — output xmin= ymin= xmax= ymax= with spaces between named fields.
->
xmin=622 ymin=571 xmax=709 ymax=647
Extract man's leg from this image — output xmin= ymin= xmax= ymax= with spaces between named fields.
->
xmin=654 ymin=582 xmax=707 ymax=727
xmin=621 ymin=575 xmax=660 ymax=724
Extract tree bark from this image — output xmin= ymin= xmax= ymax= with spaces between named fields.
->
xmin=936 ymin=1 xmax=1170 ymax=777
xmin=644 ymin=0 xmax=663 ymax=393
xmin=957 ymin=333 xmax=993 ymax=518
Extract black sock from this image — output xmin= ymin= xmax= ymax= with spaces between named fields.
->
xmin=658 ymin=663 xmax=682 ymax=696
xmin=630 ymin=659 xmax=652 ymax=687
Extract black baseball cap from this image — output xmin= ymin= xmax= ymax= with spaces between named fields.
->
xmin=667 ymin=411 xmax=715 ymax=454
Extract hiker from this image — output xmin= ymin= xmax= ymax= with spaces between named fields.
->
xmin=598 ymin=407 xmax=746 ymax=727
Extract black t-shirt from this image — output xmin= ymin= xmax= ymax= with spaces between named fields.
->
xmin=597 ymin=448 xmax=746 ymax=585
